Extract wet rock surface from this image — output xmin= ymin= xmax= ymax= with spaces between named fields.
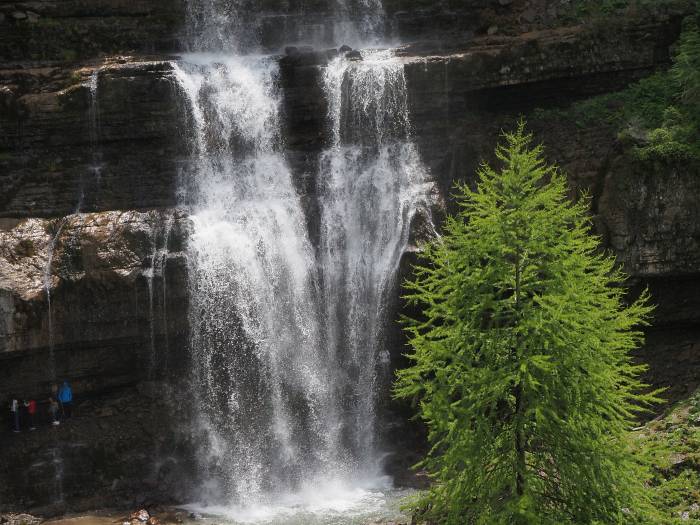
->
xmin=0 ymin=210 xmax=194 ymax=511
xmin=0 ymin=60 xmax=188 ymax=218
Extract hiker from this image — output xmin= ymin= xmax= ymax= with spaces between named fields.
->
xmin=9 ymin=397 xmax=20 ymax=432
xmin=21 ymin=399 xmax=30 ymax=430
xmin=26 ymin=399 xmax=37 ymax=430
xmin=48 ymin=397 xmax=60 ymax=426
xmin=58 ymin=381 xmax=73 ymax=419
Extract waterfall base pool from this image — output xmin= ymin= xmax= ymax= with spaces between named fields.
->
xmin=42 ymin=482 xmax=415 ymax=525
xmin=183 ymin=481 xmax=415 ymax=525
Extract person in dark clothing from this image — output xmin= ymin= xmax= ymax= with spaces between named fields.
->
xmin=9 ymin=398 xmax=20 ymax=432
xmin=21 ymin=400 xmax=29 ymax=429
xmin=58 ymin=381 xmax=73 ymax=419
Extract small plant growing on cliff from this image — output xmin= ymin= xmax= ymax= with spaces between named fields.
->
xmin=394 ymin=122 xmax=660 ymax=524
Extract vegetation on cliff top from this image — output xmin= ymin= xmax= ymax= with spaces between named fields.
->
xmin=394 ymin=123 xmax=659 ymax=524
xmin=535 ymin=7 xmax=700 ymax=162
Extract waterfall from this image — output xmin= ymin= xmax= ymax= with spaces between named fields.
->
xmin=333 ymin=0 xmax=386 ymax=47
xmin=175 ymin=0 xmax=433 ymax=518
xmin=184 ymin=0 xmax=257 ymax=53
xmin=175 ymin=55 xmax=339 ymax=503
xmin=49 ymin=447 xmax=65 ymax=504
xmin=318 ymin=49 xmax=433 ymax=470
xmin=184 ymin=0 xmax=387 ymax=53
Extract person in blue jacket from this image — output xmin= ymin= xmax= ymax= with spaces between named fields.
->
xmin=58 ymin=381 xmax=73 ymax=419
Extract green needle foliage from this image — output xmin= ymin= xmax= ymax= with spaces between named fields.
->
xmin=394 ymin=122 xmax=661 ymax=524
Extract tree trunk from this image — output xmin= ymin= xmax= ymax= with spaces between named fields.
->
xmin=514 ymin=246 xmax=526 ymax=497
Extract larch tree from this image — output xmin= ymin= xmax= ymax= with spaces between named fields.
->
xmin=394 ymin=123 xmax=660 ymax=524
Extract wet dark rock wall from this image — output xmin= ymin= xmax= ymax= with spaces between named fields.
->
xmin=0 ymin=0 xmax=698 ymax=513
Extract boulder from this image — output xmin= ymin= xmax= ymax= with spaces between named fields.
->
xmin=0 ymin=514 xmax=41 ymax=525
xmin=129 ymin=510 xmax=149 ymax=523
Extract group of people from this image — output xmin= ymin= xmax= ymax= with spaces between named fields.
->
xmin=8 ymin=381 xmax=73 ymax=433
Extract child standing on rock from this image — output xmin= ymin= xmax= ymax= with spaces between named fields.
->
xmin=48 ymin=397 xmax=60 ymax=426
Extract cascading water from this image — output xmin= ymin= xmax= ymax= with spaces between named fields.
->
xmin=175 ymin=55 xmax=337 ymax=504
xmin=184 ymin=0 xmax=256 ymax=53
xmin=333 ymin=0 xmax=386 ymax=48
xmin=175 ymin=0 xmax=433 ymax=522
xmin=317 ymin=49 xmax=433 ymax=470
xmin=184 ymin=0 xmax=386 ymax=53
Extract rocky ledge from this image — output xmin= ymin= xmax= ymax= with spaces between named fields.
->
xmin=0 ymin=209 xmax=192 ymax=512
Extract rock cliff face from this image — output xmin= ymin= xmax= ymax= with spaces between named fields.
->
xmin=1 ymin=0 xmax=698 ymax=513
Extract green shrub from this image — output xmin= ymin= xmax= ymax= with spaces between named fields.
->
xmin=534 ymin=14 xmax=700 ymax=162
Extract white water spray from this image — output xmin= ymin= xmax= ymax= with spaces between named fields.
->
xmin=317 ymin=49 xmax=433 ymax=468
xmin=332 ymin=0 xmax=386 ymax=47
xmin=175 ymin=55 xmax=341 ymax=504
xmin=175 ymin=1 xmax=433 ymax=521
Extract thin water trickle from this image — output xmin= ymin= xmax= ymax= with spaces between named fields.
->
xmin=44 ymin=218 xmax=69 ymax=382
xmin=146 ymin=228 xmax=158 ymax=376
xmin=49 ymin=447 xmax=66 ymax=504
xmin=87 ymin=68 xmax=103 ymax=184
xmin=41 ymin=69 xmax=103 ymax=504
xmin=145 ymin=213 xmax=175 ymax=377
xmin=43 ymin=218 xmax=68 ymax=506
xmin=159 ymin=215 xmax=175 ymax=372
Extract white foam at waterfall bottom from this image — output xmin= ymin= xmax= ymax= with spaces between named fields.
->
xmin=183 ymin=480 xmax=413 ymax=525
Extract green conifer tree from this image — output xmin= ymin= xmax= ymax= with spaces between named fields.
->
xmin=394 ymin=123 xmax=660 ymax=524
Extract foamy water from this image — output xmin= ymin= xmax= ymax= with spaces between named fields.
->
xmin=183 ymin=479 xmax=413 ymax=524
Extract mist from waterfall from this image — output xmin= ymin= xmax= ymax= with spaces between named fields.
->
xmin=184 ymin=0 xmax=387 ymax=53
xmin=176 ymin=0 xmax=433 ymax=519
xmin=332 ymin=0 xmax=386 ymax=47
